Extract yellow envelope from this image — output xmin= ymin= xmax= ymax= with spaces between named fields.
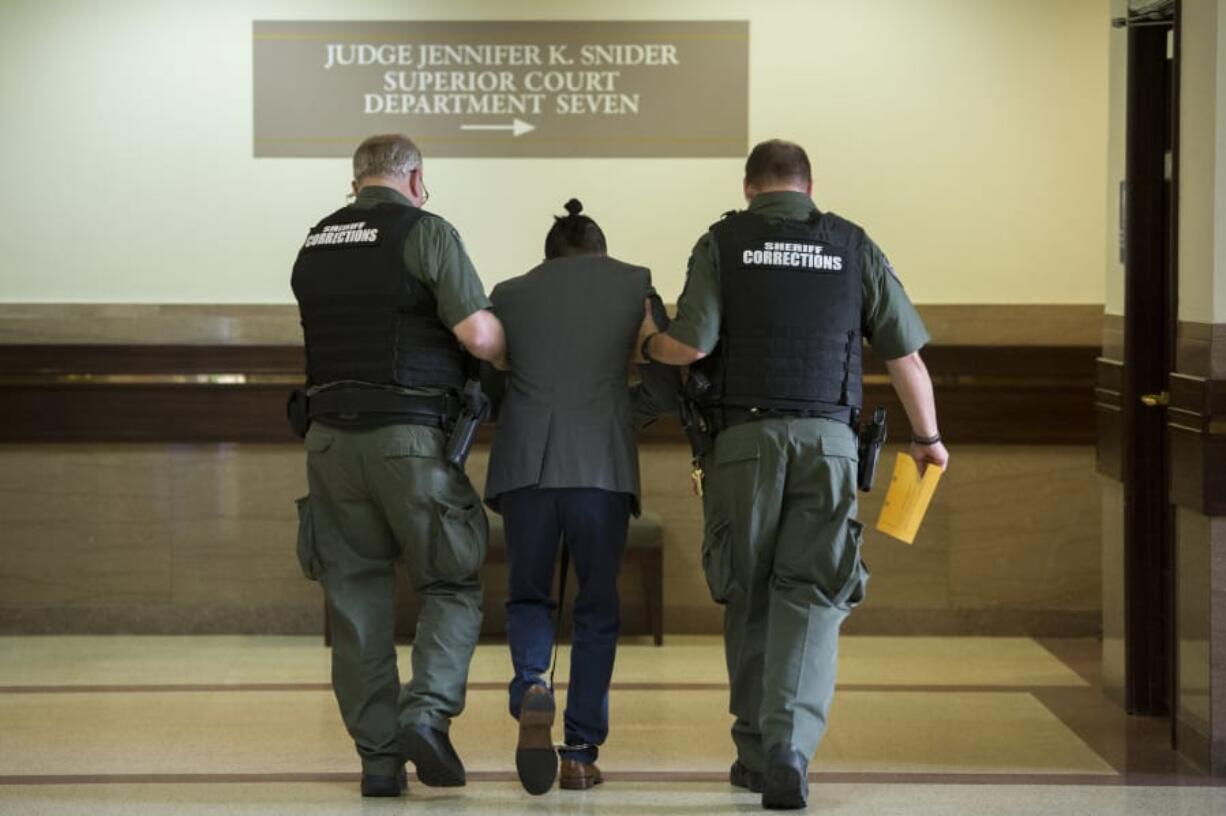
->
xmin=875 ymin=452 xmax=943 ymax=544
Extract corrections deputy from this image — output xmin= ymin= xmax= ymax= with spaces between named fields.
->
xmin=291 ymin=134 xmax=506 ymax=798
xmin=640 ymin=139 xmax=949 ymax=810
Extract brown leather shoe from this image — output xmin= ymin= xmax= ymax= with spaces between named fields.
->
xmin=515 ymin=685 xmax=558 ymax=795
xmin=559 ymin=758 xmax=603 ymax=790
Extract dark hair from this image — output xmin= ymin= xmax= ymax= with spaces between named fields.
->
xmin=744 ymin=139 xmax=811 ymax=188
xmin=544 ymin=198 xmax=607 ymax=259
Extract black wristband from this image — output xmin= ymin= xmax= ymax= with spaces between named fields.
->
xmin=912 ymin=432 xmax=942 ymax=445
xmin=641 ymin=332 xmax=661 ymax=363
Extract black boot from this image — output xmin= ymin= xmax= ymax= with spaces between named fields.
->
xmin=762 ymin=745 xmax=808 ymax=810
xmin=360 ymin=765 xmax=407 ymax=797
xmin=402 ymin=723 xmax=467 ymax=787
xmin=730 ymin=759 xmax=765 ymax=793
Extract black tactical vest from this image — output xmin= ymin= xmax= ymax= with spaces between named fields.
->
xmin=291 ymin=202 xmax=466 ymax=391
xmin=693 ymin=208 xmax=865 ymax=419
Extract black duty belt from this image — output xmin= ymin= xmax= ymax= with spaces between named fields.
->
xmin=307 ymin=387 xmax=457 ymax=427
xmin=712 ymin=404 xmax=855 ymax=433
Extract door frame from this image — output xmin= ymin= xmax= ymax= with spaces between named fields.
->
xmin=1119 ymin=0 xmax=1179 ymax=717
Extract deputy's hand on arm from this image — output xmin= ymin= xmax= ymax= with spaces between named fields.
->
xmin=453 ymin=309 xmax=508 ymax=370
xmin=633 ymin=299 xmax=661 ymax=364
xmin=884 ymin=351 xmax=949 ymax=474
xmin=631 ymin=295 xmax=682 ymax=426
xmin=637 ymin=299 xmax=707 ymax=366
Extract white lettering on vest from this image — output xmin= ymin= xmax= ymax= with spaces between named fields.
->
xmin=303 ymin=221 xmax=381 ymax=249
xmin=742 ymin=241 xmax=843 ymax=271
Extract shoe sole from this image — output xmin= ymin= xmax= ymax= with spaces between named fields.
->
xmin=402 ymin=730 xmax=466 ymax=788
xmin=360 ymin=769 xmax=407 ymax=798
xmin=762 ymin=764 xmax=808 ymax=810
xmin=516 ymin=691 xmax=558 ymax=795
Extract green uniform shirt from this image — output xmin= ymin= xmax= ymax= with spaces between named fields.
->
xmin=668 ymin=191 xmax=929 ymax=361
xmin=351 ymin=185 xmax=491 ymax=328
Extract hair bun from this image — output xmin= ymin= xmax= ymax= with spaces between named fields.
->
xmin=563 ymin=198 xmax=583 ymax=216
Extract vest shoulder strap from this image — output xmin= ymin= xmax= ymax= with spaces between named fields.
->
xmin=707 ymin=209 xmax=744 ymax=232
xmin=813 ymin=211 xmax=866 ymax=248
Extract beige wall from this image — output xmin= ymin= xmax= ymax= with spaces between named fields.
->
xmin=1105 ymin=0 xmax=1127 ymax=317
xmin=1108 ymin=0 xmax=1226 ymax=324
xmin=0 ymin=0 xmax=1108 ymax=305
xmin=1180 ymin=0 xmax=1222 ymax=323
xmin=1218 ymin=0 xmax=1226 ymax=323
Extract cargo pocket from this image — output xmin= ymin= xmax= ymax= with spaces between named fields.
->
xmin=430 ymin=494 xmax=488 ymax=582
xmin=700 ymin=434 xmax=758 ymax=606
xmin=834 ymin=519 xmax=870 ymax=610
xmin=702 ymin=518 xmax=740 ymax=605
xmin=304 ymin=426 xmax=334 ymax=455
xmin=295 ymin=495 xmax=323 ymax=581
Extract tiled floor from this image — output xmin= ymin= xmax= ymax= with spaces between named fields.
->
xmin=4 ymin=782 xmax=1226 ymax=816
xmin=0 ymin=636 xmax=1221 ymax=814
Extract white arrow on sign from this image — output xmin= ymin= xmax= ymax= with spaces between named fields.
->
xmin=459 ymin=118 xmax=536 ymax=137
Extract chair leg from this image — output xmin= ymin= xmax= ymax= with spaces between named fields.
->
xmin=643 ymin=551 xmax=663 ymax=646
xmin=323 ymin=599 xmax=332 ymax=647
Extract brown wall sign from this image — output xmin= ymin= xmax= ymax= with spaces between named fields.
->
xmin=253 ymin=20 xmax=748 ymax=158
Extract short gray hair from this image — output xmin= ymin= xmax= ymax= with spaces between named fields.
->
xmin=352 ymin=134 xmax=421 ymax=182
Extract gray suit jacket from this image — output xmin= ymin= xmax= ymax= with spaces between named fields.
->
xmin=484 ymin=255 xmax=677 ymax=515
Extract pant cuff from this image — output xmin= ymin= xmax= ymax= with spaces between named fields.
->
xmin=508 ymin=675 xmax=550 ymax=720
xmin=559 ymin=744 xmax=599 ymax=764
xmin=399 ymin=711 xmax=450 ymax=734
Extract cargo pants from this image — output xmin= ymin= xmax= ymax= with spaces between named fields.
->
xmin=700 ymin=417 xmax=869 ymax=773
xmin=296 ymin=422 xmax=488 ymax=777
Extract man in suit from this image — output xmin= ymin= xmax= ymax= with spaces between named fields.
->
xmin=484 ymin=199 xmax=676 ymax=795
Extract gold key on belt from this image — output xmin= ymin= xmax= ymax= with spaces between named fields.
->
xmin=690 ymin=465 xmax=705 ymax=497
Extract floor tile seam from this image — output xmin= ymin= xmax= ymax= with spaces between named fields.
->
xmin=0 ymin=682 xmax=1091 ymax=694
xmin=1032 ymin=637 xmax=1103 ymax=687
xmin=1026 ymin=686 xmax=1134 ymax=776
xmin=1 ymin=772 xmax=1221 ymax=787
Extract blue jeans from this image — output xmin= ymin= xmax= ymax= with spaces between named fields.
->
xmin=502 ymin=487 xmax=631 ymax=764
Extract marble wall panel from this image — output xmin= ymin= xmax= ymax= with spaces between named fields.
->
xmin=1215 ymin=330 xmax=1226 ymax=381
xmin=1102 ymin=313 xmax=1125 ymax=362
xmin=916 ymin=304 xmax=1103 ymax=346
xmin=166 ymin=445 xmax=313 ymax=608
xmin=0 ymin=441 xmax=1104 ymax=636
xmin=0 ymin=305 xmax=302 ymax=346
xmin=1100 ymin=477 xmax=1126 ymax=706
xmin=1176 ymin=321 xmax=1213 ymax=378
xmin=0 ymin=519 xmax=175 ymax=608
xmin=1213 ymin=516 xmax=1226 ymax=775
xmin=0 ymin=447 xmax=177 ymax=607
xmin=1176 ymin=508 xmax=1212 ymax=746
xmin=946 ymin=446 xmax=1101 ymax=611
xmin=0 ymin=603 xmax=325 ymax=634
xmin=857 ymin=463 xmax=954 ymax=613
xmin=0 ymin=304 xmax=1102 ymax=347
xmin=1172 ymin=321 xmax=1226 ymax=380
xmin=171 ymin=518 xmax=319 ymax=608
xmin=635 ymin=444 xmax=718 ymax=633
